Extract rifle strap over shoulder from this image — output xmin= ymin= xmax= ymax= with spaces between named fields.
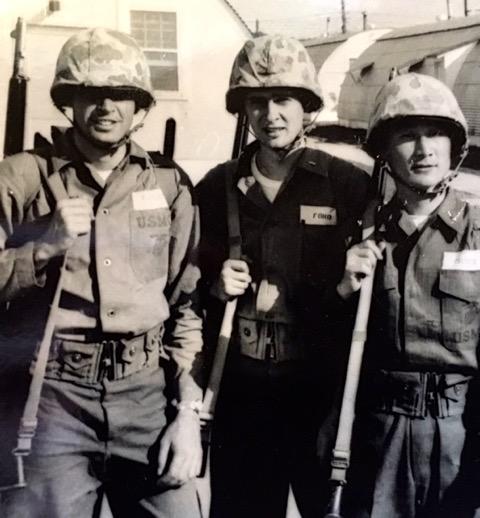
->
xmin=225 ymin=164 xmax=242 ymax=261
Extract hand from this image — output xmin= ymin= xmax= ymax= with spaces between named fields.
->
xmin=156 ymin=411 xmax=202 ymax=487
xmin=211 ymin=259 xmax=251 ymax=301
xmin=35 ymin=198 xmax=93 ymax=260
xmin=336 ymin=239 xmax=385 ymax=299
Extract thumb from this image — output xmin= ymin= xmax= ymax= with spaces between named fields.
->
xmin=157 ymin=436 xmax=171 ymax=475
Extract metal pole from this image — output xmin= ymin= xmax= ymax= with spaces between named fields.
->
xmin=341 ymin=0 xmax=347 ymax=34
xmin=465 ymin=0 xmax=469 ymax=16
xmin=362 ymin=11 xmax=367 ymax=30
xmin=446 ymin=0 xmax=451 ymax=19
xmin=326 ymin=16 xmax=331 ymax=36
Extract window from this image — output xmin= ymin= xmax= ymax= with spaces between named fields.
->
xmin=130 ymin=11 xmax=178 ymax=91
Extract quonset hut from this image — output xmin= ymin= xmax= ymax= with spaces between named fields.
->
xmin=337 ymin=16 xmax=480 ymax=149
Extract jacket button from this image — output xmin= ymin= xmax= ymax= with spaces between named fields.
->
xmin=72 ymin=353 xmax=82 ymax=362
xmin=129 ymin=346 xmax=136 ymax=356
xmin=107 ymin=309 xmax=116 ymax=317
xmin=101 ymin=208 xmax=109 ymax=215
xmin=104 ymin=258 xmax=112 ymax=266
xmin=244 ymin=327 xmax=251 ymax=337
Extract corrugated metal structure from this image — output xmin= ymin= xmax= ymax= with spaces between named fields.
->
xmin=454 ymin=42 xmax=480 ymax=137
xmin=304 ymin=33 xmax=351 ymax=71
xmin=338 ymin=16 xmax=480 ymax=134
xmin=306 ymin=29 xmax=391 ymax=124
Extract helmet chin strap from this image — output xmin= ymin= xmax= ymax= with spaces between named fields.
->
xmin=60 ymin=108 xmax=149 ymax=153
xmin=383 ymin=146 xmax=468 ymax=199
xmin=253 ymin=109 xmax=320 ymax=161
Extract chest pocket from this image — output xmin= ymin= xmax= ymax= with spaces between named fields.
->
xmin=438 ymin=270 xmax=480 ymax=352
xmin=129 ymin=208 xmax=171 ymax=283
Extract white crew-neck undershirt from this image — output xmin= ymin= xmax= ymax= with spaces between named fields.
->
xmin=251 ymin=154 xmax=283 ymax=203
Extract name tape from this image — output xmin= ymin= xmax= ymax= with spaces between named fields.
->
xmin=132 ymin=189 xmax=168 ymax=211
xmin=442 ymin=251 xmax=480 ymax=271
xmin=300 ymin=205 xmax=337 ymax=226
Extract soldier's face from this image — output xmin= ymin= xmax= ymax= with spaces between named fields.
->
xmin=245 ymin=90 xmax=304 ymax=150
xmin=386 ymin=122 xmax=452 ymax=191
xmin=72 ymin=89 xmax=136 ymax=147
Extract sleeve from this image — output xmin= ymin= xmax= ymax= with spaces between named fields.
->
xmin=162 ymin=168 xmax=204 ymax=404
xmin=0 ymin=153 xmax=46 ymax=303
xmin=194 ymin=166 xmax=231 ymax=374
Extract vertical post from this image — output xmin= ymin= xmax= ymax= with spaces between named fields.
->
xmin=464 ymin=0 xmax=469 ymax=16
xmin=446 ymin=0 xmax=451 ymax=19
xmin=255 ymin=19 xmax=260 ymax=35
xmin=4 ymin=17 xmax=28 ymax=157
xmin=326 ymin=16 xmax=331 ymax=36
xmin=341 ymin=0 xmax=347 ymax=34
xmin=362 ymin=11 xmax=367 ymax=30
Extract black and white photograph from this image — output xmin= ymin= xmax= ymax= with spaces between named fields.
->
xmin=1 ymin=1 xmax=480 ymax=517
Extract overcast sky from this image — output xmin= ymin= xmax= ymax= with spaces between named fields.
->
xmin=229 ymin=0 xmax=480 ymax=38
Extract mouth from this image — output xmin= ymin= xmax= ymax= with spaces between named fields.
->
xmin=411 ymin=163 xmax=436 ymax=172
xmin=91 ymin=118 xmax=119 ymax=130
xmin=263 ymin=127 xmax=285 ymax=137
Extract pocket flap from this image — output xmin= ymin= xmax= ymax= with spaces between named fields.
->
xmin=439 ymin=270 xmax=480 ymax=303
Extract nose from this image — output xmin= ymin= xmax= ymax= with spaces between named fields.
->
xmin=414 ymin=135 xmax=433 ymax=157
xmin=265 ymin=99 xmax=280 ymax=121
xmin=96 ymin=97 xmax=115 ymax=111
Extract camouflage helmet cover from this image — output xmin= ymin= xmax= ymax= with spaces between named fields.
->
xmin=366 ymin=72 xmax=468 ymax=163
xmin=226 ymin=34 xmax=323 ymax=114
xmin=51 ymin=27 xmax=155 ymax=110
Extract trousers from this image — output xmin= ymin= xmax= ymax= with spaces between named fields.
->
xmin=209 ymin=355 xmax=331 ymax=518
xmin=0 ymin=366 xmax=202 ymax=518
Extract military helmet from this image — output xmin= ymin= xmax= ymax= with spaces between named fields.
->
xmin=226 ymin=34 xmax=323 ymax=114
xmin=366 ymin=73 xmax=468 ymax=166
xmin=51 ymin=27 xmax=155 ymax=110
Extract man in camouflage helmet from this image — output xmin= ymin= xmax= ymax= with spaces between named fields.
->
xmin=0 ymin=27 xmax=203 ymax=517
xmin=337 ymin=72 xmax=480 ymax=517
xmin=196 ymin=34 xmax=371 ymax=518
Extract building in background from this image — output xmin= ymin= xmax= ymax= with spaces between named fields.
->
xmin=305 ymin=29 xmax=391 ymax=125
xmin=0 ymin=0 xmax=251 ymax=183
xmin=338 ymin=16 xmax=480 ymax=147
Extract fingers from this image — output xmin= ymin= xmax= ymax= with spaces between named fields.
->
xmin=221 ymin=259 xmax=252 ymax=297
xmin=56 ymin=198 xmax=93 ymax=237
xmin=337 ymin=239 xmax=385 ymax=299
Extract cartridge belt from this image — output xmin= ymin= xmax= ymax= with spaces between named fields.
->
xmin=367 ymin=370 xmax=471 ymax=419
xmin=42 ymin=326 xmax=163 ymax=384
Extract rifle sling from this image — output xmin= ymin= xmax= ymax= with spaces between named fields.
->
xmin=16 ymin=157 xmax=69 ymax=455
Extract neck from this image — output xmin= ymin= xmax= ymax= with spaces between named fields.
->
xmin=395 ymin=184 xmax=447 ymax=215
xmin=73 ymin=130 xmax=127 ymax=171
xmin=256 ymin=144 xmax=302 ymax=181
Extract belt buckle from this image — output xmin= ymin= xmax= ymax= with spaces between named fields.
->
xmin=425 ymin=373 xmax=442 ymax=418
xmin=98 ymin=340 xmax=118 ymax=381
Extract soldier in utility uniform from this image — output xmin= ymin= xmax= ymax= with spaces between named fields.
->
xmin=339 ymin=73 xmax=480 ymax=517
xmin=0 ymin=28 xmax=203 ymax=518
xmin=196 ymin=34 xmax=371 ymax=518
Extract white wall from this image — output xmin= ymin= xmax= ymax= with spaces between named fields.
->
xmin=1 ymin=0 xmax=250 ymax=183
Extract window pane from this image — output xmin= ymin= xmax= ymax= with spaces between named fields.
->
xmin=150 ymin=66 xmax=178 ymax=91
xmin=131 ymin=11 xmax=178 ymax=91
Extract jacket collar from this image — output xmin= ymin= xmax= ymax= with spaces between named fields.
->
xmin=381 ymin=189 xmax=468 ymax=237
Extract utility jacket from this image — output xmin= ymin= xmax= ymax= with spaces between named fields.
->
xmin=0 ymin=128 xmax=202 ymax=401
xmin=197 ymin=141 xmax=371 ymax=362
xmin=366 ymin=189 xmax=480 ymax=374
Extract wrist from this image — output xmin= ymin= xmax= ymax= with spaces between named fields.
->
xmin=171 ymin=399 xmax=202 ymax=420
xmin=209 ymin=280 xmax=229 ymax=302
xmin=33 ymin=241 xmax=59 ymax=267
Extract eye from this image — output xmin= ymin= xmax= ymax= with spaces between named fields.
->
xmin=273 ymin=96 xmax=291 ymax=105
xmin=246 ymin=96 xmax=264 ymax=108
xmin=396 ymin=130 xmax=416 ymax=141
xmin=426 ymin=128 xmax=447 ymax=138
